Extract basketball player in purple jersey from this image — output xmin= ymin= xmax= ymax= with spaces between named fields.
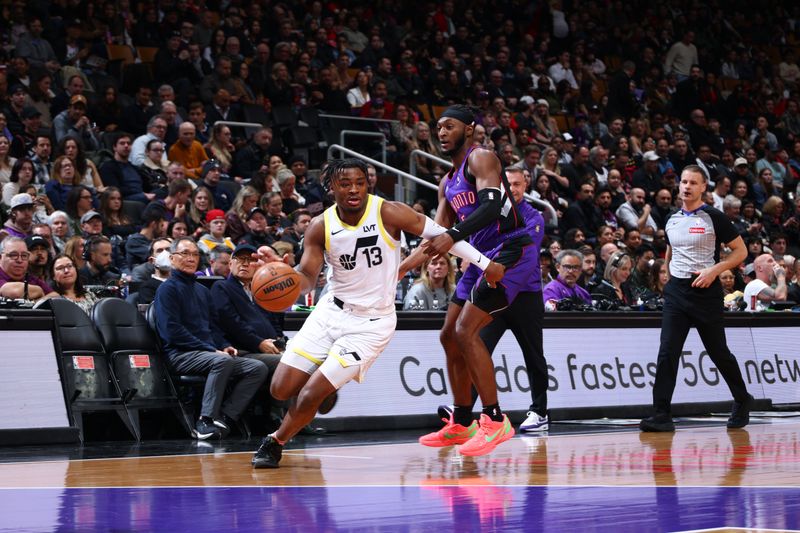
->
xmin=412 ymin=105 xmax=539 ymax=456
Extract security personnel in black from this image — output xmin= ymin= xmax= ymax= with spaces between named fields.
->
xmin=640 ymin=165 xmax=753 ymax=432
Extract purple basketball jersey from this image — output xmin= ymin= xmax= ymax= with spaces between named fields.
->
xmin=443 ymin=146 xmax=526 ymax=252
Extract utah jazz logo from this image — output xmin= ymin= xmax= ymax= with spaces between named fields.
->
xmin=339 ymin=347 xmax=361 ymax=362
xmin=339 ymin=235 xmax=381 ymax=270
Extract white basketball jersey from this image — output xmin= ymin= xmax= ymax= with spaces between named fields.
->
xmin=323 ymin=195 xmax=400 ymax=309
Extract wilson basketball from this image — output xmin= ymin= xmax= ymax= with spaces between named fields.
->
xmin=252 ymin=262 xmax=302 ymax=311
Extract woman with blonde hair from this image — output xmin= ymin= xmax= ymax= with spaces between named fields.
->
xmin=403 ymin=254 xmax=456 ymax=310
xmin=410 ymin=121 xmax=446 ymax=179
xmin=63 ymin=236 xmax=87 ymax=271
xmin=593 ymin=251 xmax=635 ymax=306
xmin=276 ymin=167 xmax=305 ymax=216
xmin=226 ymin=185 xmax=260 ymax=242
xmin=538 ymin=147 xmax=571 ymax=193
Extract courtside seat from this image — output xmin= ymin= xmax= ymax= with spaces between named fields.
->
xmin=49 ymin=298 xmax=138 ymax=442
xmin=92 ymin=298 xmax=193 ymax=439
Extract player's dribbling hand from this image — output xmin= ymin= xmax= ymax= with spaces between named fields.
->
xmin=420 ymin=233 xmax=455 ymax=257
xmin=255 ymin=246 xmax=290 ymax=266
xmin=484 ymin=261 xmax=505 ymax=288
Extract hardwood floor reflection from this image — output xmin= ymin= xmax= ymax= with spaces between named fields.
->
xmin=1 ymin=422 xmax=798 ymax=489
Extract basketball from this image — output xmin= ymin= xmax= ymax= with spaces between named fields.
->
xmin=252 ymin=261 xmax=302 ymax=311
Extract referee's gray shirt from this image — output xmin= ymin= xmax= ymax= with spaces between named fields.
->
xmin=665 ymin=205 xmax=739 ymax=279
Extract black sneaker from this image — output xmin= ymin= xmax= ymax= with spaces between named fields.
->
xmin=318 ymin=391 xmax=338 ymax=415
xmin=195 ymin=418 xmax=221 ymax=440
xmin=727 ymin=394 xmax=754 ymax=429
xmin=213 ymin=415 xmax=233 ymax=439
xmin=639 ymin=413 xmax=675 ymax=432
xmin=252 ymin=436 xmax=283 ymax=469
xmin=437 ymin=404 xmax=454 ymax=419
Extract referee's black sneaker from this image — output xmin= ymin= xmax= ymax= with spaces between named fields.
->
xmin=639 ymin=413 xmax=675 ymax=432
xmin=727 ymin=394 xmax=754 ymax=429
xmin=252 ymin=436 xmax=283 ymax=468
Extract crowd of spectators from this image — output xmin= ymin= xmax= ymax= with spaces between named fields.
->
xmin=1 ymin=0 xmax=800 ymax=314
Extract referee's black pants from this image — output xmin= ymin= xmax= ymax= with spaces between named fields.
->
xmin=478 ymin=291 xmax=549 ymax=415
xmin=652 ymin=277 xmax=749 ymax=414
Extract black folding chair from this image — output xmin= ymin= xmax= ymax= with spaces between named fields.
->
xmin=49 ymin=298 xmax=138 ymax=442
xmin=92 ymin=298 xmax=193 ymax=439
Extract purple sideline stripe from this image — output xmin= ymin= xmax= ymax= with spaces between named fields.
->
xmin=1 ymin=486 xmax=798 ymax=532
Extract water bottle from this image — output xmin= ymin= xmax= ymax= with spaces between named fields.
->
xmin=432 ymin=296 xmax=439 ymax=310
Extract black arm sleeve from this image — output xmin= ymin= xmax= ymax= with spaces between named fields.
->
xmin=445 ymin=187 xmax=502 ymax=242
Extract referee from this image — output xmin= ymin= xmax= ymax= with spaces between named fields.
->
xmin=640 ymin=165 xmax=753 ymax=432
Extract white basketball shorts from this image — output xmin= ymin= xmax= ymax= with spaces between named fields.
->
xmin=281 ymin=297 xmax=397 ymax=389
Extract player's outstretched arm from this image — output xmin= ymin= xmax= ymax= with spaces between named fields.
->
xmin=398 ymin=175 xmax=456 ymax=277
xmin=382 ymin=200 xmax=505 ymax=286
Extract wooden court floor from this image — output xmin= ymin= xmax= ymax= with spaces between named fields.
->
xmin=1 ymin=419 xmax=799 ymax=532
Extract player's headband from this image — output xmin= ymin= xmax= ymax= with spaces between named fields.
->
xmin=440 ymin=107 xmax=475 ymax=125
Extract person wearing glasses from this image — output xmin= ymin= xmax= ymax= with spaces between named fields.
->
xmin=49 ymin=254 xmax=97 ymax=314
xmin=211 ymin=243 xmax=296 ymax=433
xmin=153 ymin=236 xmax=268 ymax=440
xmin=0 ymin=236 xmax=57 ymax=301
xmin=212 ymin=243 xmax=284 ymax=364
xmin=139 ymin=139 xmax=170 ymax=192
xmin=542 ymin=249 xmax=592 ymax=310
xmin=130 ymin=116 xmax=169 ymax=168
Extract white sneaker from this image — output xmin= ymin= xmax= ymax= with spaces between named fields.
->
xmin=519 ymin=411 xmax=549 ymax=432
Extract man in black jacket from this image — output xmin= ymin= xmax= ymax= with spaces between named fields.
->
xmin=212 ymin=244 xmax=284 ymax=359
xmin=561 ymin=180 xmax=601 ymax=241
xmin=211 ymin=243 xmax=290 ymax=428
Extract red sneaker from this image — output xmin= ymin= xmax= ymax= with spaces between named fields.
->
xmin=419 ymin=415 xmax=478 ymax=447
xmin=458 ymin=414 xmax=515 ymax=456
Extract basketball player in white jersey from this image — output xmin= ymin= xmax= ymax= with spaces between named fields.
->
xmin=252 ymin=158 xmax=504 ymax=468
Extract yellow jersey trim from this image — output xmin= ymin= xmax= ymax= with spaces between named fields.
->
xmin=323 ymin=208 xmax=331 ymax=252
xmin=333 ymin=194 xmax=374 ymax=230
xmin=293 ymin=347 xmax=322 ymax=366
xmin=375 ymin=197 xmax=397 ymax=250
